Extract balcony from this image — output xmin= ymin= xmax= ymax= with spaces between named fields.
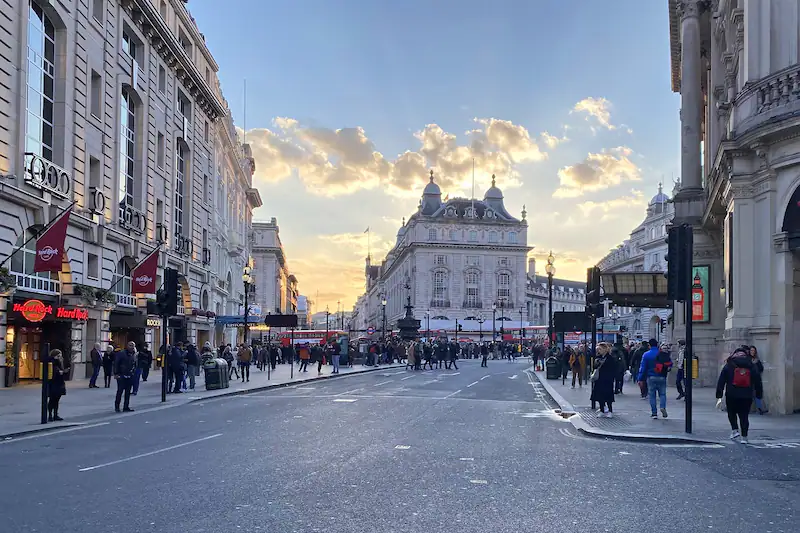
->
xmin=202 ymin=247 xmax=211 ymax=265
xmin=462 ymin=300 xmax=483 ymax=309
xmin=118 ymin=203 xmax=147 ymax=235
xmin=12 ymin=272 xmax=60 ymax=295
xmin=430 ymin=299 xmax=450 ymax=308
xmin=23 ymin=153 xmax=71 ymax=198
xmin=733 ymin=63 xmax=800 ymax=136
xmin=115 ymin=292 xmax=136 ymax=307
xmin=227 ymin=229 xmax=245 ymax=256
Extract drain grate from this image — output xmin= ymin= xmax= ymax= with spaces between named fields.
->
xmin=578 ymin=408 xmax=634 ymax=429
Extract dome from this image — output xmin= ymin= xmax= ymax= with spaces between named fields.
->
xmin=423 ymin=170 xmax=441 ymax=196
xmin=483 ymin=174 xmax=503 ymax=200
xmin=649 ymin=183 xmax=669 ymax=205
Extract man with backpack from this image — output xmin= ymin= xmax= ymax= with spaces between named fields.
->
xmin=637 ymin=339 xmax=673 ymax=419
xmin=716 ymin=346 xmax=763 ymax=444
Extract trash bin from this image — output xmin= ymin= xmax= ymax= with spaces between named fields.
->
xmin=204 ymin=358 xmax=229 ymax=390
xmin=545 ymin=357 xmax=560 ymax=380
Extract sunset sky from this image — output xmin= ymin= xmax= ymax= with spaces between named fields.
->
xmin=189 ymin=0 xmax=680 ymax=312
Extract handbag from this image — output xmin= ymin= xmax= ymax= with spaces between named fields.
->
xmin=590 ymin=368 xmax=600 ymax=382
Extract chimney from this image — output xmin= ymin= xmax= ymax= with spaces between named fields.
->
xmin=528 ymin=257 xmax=536 ymax=277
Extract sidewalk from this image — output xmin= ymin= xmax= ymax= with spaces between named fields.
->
xmin=534 ymin=370 xmax=800 ymax=444
xmin=0 ymin=361 xmax=404 ymax=439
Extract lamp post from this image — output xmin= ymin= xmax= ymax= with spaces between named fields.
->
xmin=545 ymin=251 xmax=556 ymax=346
xmin=519 ymin=307 xmax=524 ymax=350
xmin=477 ymin=315 xmax=485 ymax=343
xmin=381 ymin=297 xmax=387 ymax=342
xmin=325 ymin=305 xmax=330 ymax=345
xmin=499 ymin=297 xmax=506 ymax=341
xmin=611 ymin=307 xmax=619 ymax=344
xmin=425 ymin=310 xmax=431 ymax=341
xmin=242 ymin=264 xmax=253 ymax=345
xmin=492 ymin=303 xmax=497 ymax=343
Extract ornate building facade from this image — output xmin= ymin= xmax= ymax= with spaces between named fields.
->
xmin=0 ymin=0 xmax=259 ymax=384
xmin=251 ymin=218 xmax=298 ymax=317
xmin=596 ymin=185 xmax=675 ymax=341
xmin=525 ymin=257 xmax=586 ymax=329
xmin=668 ymin=0 xmax=800 ymax=411
xmin=355 ymin=172 xmax=530 ymax=335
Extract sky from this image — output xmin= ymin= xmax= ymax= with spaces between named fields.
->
xmin=188 ymin=0 xmax=680 ymax=313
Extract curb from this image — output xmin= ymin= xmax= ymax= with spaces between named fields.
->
xmin=0 ymin=364 xmax=406 ymax=441
xmin=531 ymin=371 xmax=722 ymax=445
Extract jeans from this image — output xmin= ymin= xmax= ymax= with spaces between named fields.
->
xmin=89 ymin=364 xmax=100 ymax=387
xmin=647 ymin=376 xmax=667 ymax=413
xmin=132 ymin=367 xmax=142 ymax=394
xmin=115 ymin=376 xmax=133 ymax=410
xmin=332 ymin=355 xmax=340 ymax=373
xmin=186 ymin=365 xmax=197 ymax=389
xmin=675 ymin=368 xmax=685 ymax=396
xmin=726 ymin=396 xmax=752 ymax=437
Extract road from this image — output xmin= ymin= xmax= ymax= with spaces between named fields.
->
xmin=1 ymin=360 xmax=799 ymax=533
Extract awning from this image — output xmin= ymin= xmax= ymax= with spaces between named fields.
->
xmin=599 ymin=272 xmax=671 ymax=309
xmin=214 ymin=315 xmax=263 ymax=327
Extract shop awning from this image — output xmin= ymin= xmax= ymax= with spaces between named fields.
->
xmin=214 ymin=315 xmax=263 ymax=327
xmin=599 ymin=272 xmax=671 ymax=309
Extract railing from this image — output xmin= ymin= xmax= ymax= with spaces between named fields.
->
xmin=462 ymin=300 xmax=483 ymax=309
xmin=12 ymin=272 xmax=60 ymax=295
xmin=734 ymin=64 xmax=800 ymax=133
xmin=202 ymin=247 xmax=211 ymax=265
xmin=23 ymin=153 xmax=71 ymax=198
xmin=430 ymin=299 xmax=450 ymax=308
xmin=115 ymin=292 xmax=136 ymax=307
xmin=177 ymin=304 xmax=185 ymax=316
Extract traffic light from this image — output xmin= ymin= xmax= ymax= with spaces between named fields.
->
xmin=586 ymin=267 xmax=601 ymax=306
xmin=660 ymin=318 xmax=666 ymax=332
xmin=457 ymin=324 xmax=463 ymax=332
xmin=156 ymin=267 xmax=179 ymax=316
xmin=665 ymin=225 xmax=692 ymax=301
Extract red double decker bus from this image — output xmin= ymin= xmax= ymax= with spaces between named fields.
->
xmin=275 ymin=329 xmax=345 ymax=347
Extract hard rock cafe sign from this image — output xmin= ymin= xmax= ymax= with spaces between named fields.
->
xmin=12 ymin=299 xmax=88 ymax=322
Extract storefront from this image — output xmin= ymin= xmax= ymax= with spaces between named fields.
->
xmin=109 ymin=309 xmax=146 ymax=350
xmin=5 ymin=296 xmax=88 ymax=382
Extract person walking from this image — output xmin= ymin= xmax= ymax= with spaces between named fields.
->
xmin=238 ymin=343 xmax=253 ymax=382
xmin=298 ymin=344 xmax=311 ymax=372
xmin=185 ymin=343 xmax=200 ymax=390
xmin=47 ymin=349 xmax=67 ymax=421
xmin=590 ymin=343 xmax=616 ymax=417
xmin=569 ymin=349 xmax=585 ymax=388
xmin=168 ymin=342 xmax=185 ymax=394
xmin=331 ymin=341 xmax=341 ymax=374
xmin=629 ymin=341 xmax=649 ymax=398
xmin=113 ymin=344 xmax=136 ymax=412
xmin=637 ymin=339 xmax=672 ymax=419
xmin=749 ymin=346 xmax=768 ymax=414
xmin=480 ymin=343 xmax=489 ymax=368
xmin=138 ymin=342 xmax=153 ymax=383
xmin=675 ymin=340 xmax=686 ymax=400
xmin=716 ymin=346 xmax=763 ymax=444
xmin=102 ymin=345 xmax=115 ymax=388
xmin=88 ymin=343 xmax=102 ymax=388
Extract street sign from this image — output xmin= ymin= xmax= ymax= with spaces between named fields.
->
xmin=367 ymin=327 xmax=375 ymax=335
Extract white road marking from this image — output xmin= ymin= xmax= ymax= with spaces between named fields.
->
xmin=395 ymin=445 xmax=411 ymax=450
xmin=658 ymin=443 xmax=725 ymax=449
xmin=618 ymin=451 xmax=631 ymax=455
xmin=293 ymin=415 xmax=303 ymax=418
xmin=460 ymin=457 xmax=474 ymax=461
xmin=422 ymin=379 xmax=440 ymax=385
xmin=334 ymin=388 xmax=363 ymax=396
xmin=467 ymin=381 xmax=479 ymax=388
xmin=294 ymin=387 xmax=315 ymax=391
xmin=480 ymin=375 xmax=490 ymax=380
xmin=1 ymin=422 xmax=111 ymax=444
xmin=443 ymin=389 xmax=462 ymax=399
xmin=79 ymin=433 xmax=223 ymax=472
xmin=469 ymin=479 xmax=488 ymax=484
xmin=400 ymin=376 xmax=415 ymax=381
xmin=509 ymin=374 xmax=518 ymax=380
xmin=374 ymin=380 xmax=393 ymax=387
xmin=333 ymin=398 xmax=358 ymax=403
xmin=390 ymin=371 xmax=406 ymax=375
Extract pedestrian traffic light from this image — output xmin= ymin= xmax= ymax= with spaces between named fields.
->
xmin=157 ymin=267 xmax=179 ymax=316
xmin=665 ymin=224 xmax=692 ymax=301
xmin=660 ymin=318 xmax=666 ymax=332
xmin=586 ymin=267 xmax=601 ymax=306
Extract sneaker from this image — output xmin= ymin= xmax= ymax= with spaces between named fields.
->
xmin=676 ymin=394 xmax=684 ymax=400
xmin=605 ymin=412 xmax=613 ymax=419
xmin=661 ymin=408 xmax=668 ymax=418
xmin=730 ymin=430 xmax=741 ymax=441
xmin=740 ymin=437 xmax=749 ymax=444
xmin=651 ymin=413 xmax=658 ymax=419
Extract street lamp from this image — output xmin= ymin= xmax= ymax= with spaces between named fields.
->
xmin=242 ymin=265 xmax=253 ymax=344
xmin=499 ymin=297 xmax=506 ymax=340
xmin=477 ymin=314 xmax=485 ymax=343
xmin=519 ymin=307 xmax=524 ymax=350
xmin=381 ymin=297 xmax=387 ymax=342
xmin=611 ymin=307 xmax=619 ymax=344
xmin=325 ymin=305 xmax=330 ymax=344
xmin=492 ymin=303 xmax=497 ymax=343
xmin=425 ymin=310 xmax=431 ymax=341
xmin=545 ymin=251 xmax=556 ymax=346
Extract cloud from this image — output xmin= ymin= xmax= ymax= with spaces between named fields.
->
xmin=576 ymin=189 xmax=646 ymax=220
xmin=571 ymin=97 xmax=632 ymax=133
xmin=540 ymin=131 xmax=569 ymax=149
xmin=553 ymin=146 xmax=642 ymax=198
xmin=242 ymin=117 xmax=548 ymax=199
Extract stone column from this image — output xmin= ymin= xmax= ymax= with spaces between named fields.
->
xmin=678 ymin=0 xmax=704 ymax=192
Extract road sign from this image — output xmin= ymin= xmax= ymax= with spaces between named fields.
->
xmin=367 ymin=327 xmax=375 ymax=335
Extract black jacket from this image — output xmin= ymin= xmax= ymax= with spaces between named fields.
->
xmin=716 ymin=355 xmax=763 ymax=400
xmin=113 ymin=350 xmax=136 ymax=377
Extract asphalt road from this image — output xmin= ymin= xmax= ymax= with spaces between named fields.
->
xmin=2 ymin=360 xmax=799 ymax=533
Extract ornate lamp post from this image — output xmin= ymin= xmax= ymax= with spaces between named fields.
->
xmin=492 ymin=303 xmax=497 ymax=343
xmin=425 ymin=310 xmax=431 ymax=341
xmin=477 ymin=314 xmax=485 ymax=343
xmin=242 ymin=264 xmax=253 ymax=344
xmin=381 ymin=296 xmax=387 ymax=342
xmin=325 ymin=305 xmax=330 ymax=344
xmin=545 ymin=251 xmax=556 ymax=346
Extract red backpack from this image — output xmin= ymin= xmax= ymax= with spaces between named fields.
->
xmin=732 ymin=367 xmax=752 ymax=388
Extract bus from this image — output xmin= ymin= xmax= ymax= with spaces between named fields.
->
xmin=275 ymin=329 xmax=345 ymax=347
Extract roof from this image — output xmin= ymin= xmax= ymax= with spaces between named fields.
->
xmin=429 ymin=197 xmax=518 ymax=222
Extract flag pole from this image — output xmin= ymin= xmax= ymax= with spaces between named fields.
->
xmin=0 ymin=201 xmax=77 ymax=270
xmin=95 ymin=244 xmax=162 ymax=302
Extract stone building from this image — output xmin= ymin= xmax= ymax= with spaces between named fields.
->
xmin=356 ymin=171 xmax=530 ymax=336
xmin=525 ymin=257 xmax=586 ymax=329
xmin=668 ymin=0 xmax=800 ymax=411
xmin=251 ymin=218 xmax=298 ymax=316
xmin=0 ymin=0 xmax=259 ymax=384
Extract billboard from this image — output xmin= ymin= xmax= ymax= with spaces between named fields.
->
xmin=691 ymin=265 xmax=710 ymax=323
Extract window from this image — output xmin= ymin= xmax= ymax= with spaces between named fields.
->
xmin=498 ymin=257 xmax=508 ymax=267
xmin=449 ymin=229 xmax=457 ymax=241
xmin=92 ymin=0 xmax=103 ymax=22
xmin=112 ymin=259 xmax=134 ymax=306
xmin=9 ymin=230 xmax=59 ymax=288
xmin=205 ymin=67 xmax=211 ymax=85
xmin=90 ymin=70 xmax=101 ymax=117
xmin=203 ymin=175 xmax=209 ymax=203
xmin=87 ymin=253 xmax=99 ymax=279
xmin=465 ymin=271 xmax=480 ymax=308
xmin=428 ymin=228 xmax=436 ymax=241
xmin=156 ymin=199 xmax=164 ymax=225
xmin=432 ymin=270 xmax=449 ymax=306
xmin=174 ymin=143 xmax=186 ymax=236
xmin=158 ymin=65 xmax=166 ymax=94
xmin=88 ymin=156 xmax=101 ymax=188
xmin=497 ymin=272 xmax=510 ymax=302
xmin=118 ymin=89 xmax=136 ymax=220
xmin=122 ymin=31 xmax=136 ymax=60
xmin=469 ymin=230 xmax=477 ymax=242
xmin=434 ymin=255 xmax=446 ymax=265
xmin=159 ymin=0 xmax=167 ymax=19
xmin=488 ymin=231 xmax=498 ymax=243
xmin=204 ymin=121 xmax=209 ymax=142
xmin=465 ymin=255 xmax=479 ymax=266
xmin=157 ymin=132 xmax=165 ymax=168
xmin=178 ymin=30 xmax=192 ymax=58
xmin=177 ymin=90 xmax=191 ymax=122
xmin=508 ymin=231 xmax=517 ymax=244
xmin=25 ymin=1 xmax=56 ymax=163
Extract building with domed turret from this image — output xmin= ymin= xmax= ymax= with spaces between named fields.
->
xmin=596 ymin=183 xmax=676 ymax=342
xmin=353 ymin=171 xmax=531 ymax=338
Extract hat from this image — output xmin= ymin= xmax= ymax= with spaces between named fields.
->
xmin=649 ymin=338 xmax=659 ymax=347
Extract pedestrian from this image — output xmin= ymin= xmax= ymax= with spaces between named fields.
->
xmin=224 ymin=344 xmax=237 ymax=380
xmin=590 ymin=343 xmax=616 ymax=417
xmin=637 ymin=339 xmax=672 ymax=419
xmin=47 ymin=349 xmax=67 ymax=421
xmin=570 ymin=349 xmax=584 ymax=388
xmin=611 ymin=342 xmax=628 ymax=394
xmin=331 ymin=340 xmax=341 ymax=374
xmin=716 ymin=346 xmax=763 ymax=444
xmin=238 ymin=343 xmax=253 ymax=382
xmin=102 ymin=345 xmax=115 ymax=388
xmin=185 ymin=343 xmax=200 ymax=390
xmin=113 ymin=343 xmax=136 ymax=412
xmin=118 ymin=342 xmax=139 ymax=395
xmin=138 ymin=342 xmax=153 ymax=382
xmin=749 ymin=346 xmax=768 ymax=414
xmin=88 ymin=342 xmax=102 ymax=388
xmin=168 ymin=342 xmax=185 ymax=393
xmin=298 ymin=344 xmax=310 ymax=372
xmin=480 ymin=343 xmax=489 ymax=368
xmin=675 ymin=340 xmax=686 ymax=400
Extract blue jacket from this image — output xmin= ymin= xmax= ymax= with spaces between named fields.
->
xmin=637 ymin=347 xmax=661 ymax=381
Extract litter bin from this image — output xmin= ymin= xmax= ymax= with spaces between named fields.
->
xmin=204 ymin=358 xmax=229 ymax=390
xmin=545 ymin=357 xmax=560 ymax=380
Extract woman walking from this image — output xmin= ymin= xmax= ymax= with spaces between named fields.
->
xmin=590 ymin=343 xmax=617 ymax=418
xmin=102 ymin=345 xmax=115 ymax=388
xmin=716 ymin=346 xmax=763 ymax=444
xmin=47 ymin=349 xmax=67 ymax=421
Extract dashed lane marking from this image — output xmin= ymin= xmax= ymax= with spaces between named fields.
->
xmin=79 ymin=433 xmax=223 ymax=472
xmin=480 ymin=375 xmax=490 ymax=380
xmin=442 ymin=389 xmax=462 ymax=399
xmin=467 ymin=381 xmax=479 ymax=388
xmin=395 ymin=445 xmax=411 ymax=450
xmin=374 ymin=380 xmax=393 ymax=387
xmin=469 ymin=479 xmax=488 ymax=484
xmin=333 ymin=398 xmax=358 ymax=403
xmin=509 ymin=374 xmax=518 ymax=380
xmin=400 ymin=376 xmax=415 ymax=381
xmin=334 ymin=388 xmax=363 ymax=396
xmin=460 ymin=458 xmax=474 ymax=461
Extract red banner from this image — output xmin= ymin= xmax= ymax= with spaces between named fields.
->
xmin=131 ymin=248 xmax=159 ymax=294
xmin=34 ymin=206 xmax=73 ymax=272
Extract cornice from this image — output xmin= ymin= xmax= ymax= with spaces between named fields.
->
xmin=170 ymin=0 xmax=219 ymax=70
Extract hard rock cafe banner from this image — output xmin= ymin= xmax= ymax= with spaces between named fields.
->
xmin=33 ymin=205 xmax=73 ymax=272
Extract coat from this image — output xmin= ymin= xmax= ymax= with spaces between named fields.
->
xmin=590 ymin=354 xmax=616 ymax=404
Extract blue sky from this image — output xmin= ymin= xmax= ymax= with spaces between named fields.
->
xmin=189 ymin=0 xmax=680 ymax=310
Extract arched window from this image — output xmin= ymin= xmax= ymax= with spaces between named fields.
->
xmin=175 ymin=143 xmax=187 ymax=236
xmin=8 ymin=229 xmax=59 ymax=293
xmin=488 ymin=231 xmax=498 ymax=243
xmin=118 ymin=88 xmax=136 ymax=220
xmin=25 ymin=0 xmax=56 ymax=162
xmin=113 ymin=259 xmax=135 ymax=306
xmin=201 ymin=289 xmax=209 ymax=309
xmin=449 ymin=229 xmax=457 ymax=241
xmin=464 ymin=270 xmax=480 ymax=308
xmin=496 ymin=272 xmax=510 ymax=304
xmin=432 ymin=270 xmax=449 ymax=307
xmin=469 ymin=230 xmax=477 ymax=242
xmin=508 ymin=231 xmax=517 ymax=244
xmin=159 ymin=0 xmax=167 ymax=18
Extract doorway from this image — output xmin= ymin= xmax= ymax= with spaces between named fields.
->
xmin=17 ymin=326 xmax=42 ymax=379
